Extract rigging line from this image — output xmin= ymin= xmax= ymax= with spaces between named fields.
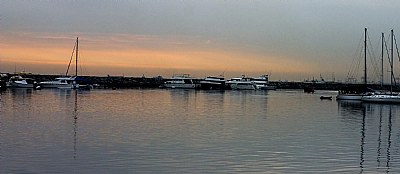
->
xmin=368 ymin=47 xmax=380 ymax=82
xmin=367 ymin=44 xmax=379 ymax=81
xmin=384 ymin=35 xmax=391 ymax=65
xmin=347 ymin=34 xmax=364 ymax=80
xmin=351 ymin=46 xmax=363 ymax=82
xmin=66 ymin=42 xmax=77 ymax=76
xmin=367 ymin=33 xmax=381 ymax=82
xmin=349 ymin=45 xmax=363 ymax=81
xmin=393 ymin=32 xmax=399 ymax=85
xmin=384 ymin=35 xmax=393 ymax=81
xmin=393 ymin=32 xmax=400 ymax=62
xmin=347 ymin=34 xmax=361 ymax=79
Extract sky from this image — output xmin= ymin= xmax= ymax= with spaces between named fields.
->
xmin=1 ymin=0 xmax=400 ymax=82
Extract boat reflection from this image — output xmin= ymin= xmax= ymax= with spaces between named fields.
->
xmin=338 ymin=101 xmax=399 ymax=173
xmin=73 ymin=90 xmax=78 ymax=159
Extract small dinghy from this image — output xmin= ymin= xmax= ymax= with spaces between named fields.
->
xmin=320 ymin=96 xmax=332 ymax=100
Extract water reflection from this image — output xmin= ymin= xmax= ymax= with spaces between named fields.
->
xmin=338 ymin=101 xmax=398 ymax=173
xmin=360 ymin=107 xmax=365 ymax=173
xmin=386 ymin=105 xmax=392 ymax=173
xmin=73 ymin=90 xmax=78 ymax=159
xmin=377 ymin=105 xmax=383 ymax=168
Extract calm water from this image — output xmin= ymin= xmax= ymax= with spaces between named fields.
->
xmin=1 ymin=88 xmax=400 ymax=173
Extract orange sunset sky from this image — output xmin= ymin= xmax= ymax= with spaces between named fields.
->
xmin=1 ymin=1 xmax=400 ymax=81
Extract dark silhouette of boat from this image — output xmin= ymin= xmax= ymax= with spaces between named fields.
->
xmin=320 ymin=96 xmax=332 ymax=100
xmin=304 ymin=86 xmax=314 ymax=93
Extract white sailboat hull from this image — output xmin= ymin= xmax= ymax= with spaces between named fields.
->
xmin=361 ymin=94 xmax=400 ymax=103
xmin=336 ymin=94 xmax=364 ymax=100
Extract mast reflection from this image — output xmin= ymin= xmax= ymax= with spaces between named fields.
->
xmin=377 ymin=105 xmax=382 ymax=168
xmin=73 ymin=90 xmax=78 ymax=159
xmin=360 ymin=105 xmax=366 ymax=173
xmin=338 ymin=101 xmax=397 ymax=173
xmin=386 ymin=105 xmax=392 ymax=173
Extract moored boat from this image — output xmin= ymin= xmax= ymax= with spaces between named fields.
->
xmin=40 ymin=77 xmax=76 ymax=89
xmin=361 ymin=29 xmax=400 ymax=103
xmin=7 ymin=76 xmax=37 ymax=88
xmin=226 ymin=75 xmax=255 ymax=90
xmin=251 ymin=75 xmax=277 ymax=90
xmin=199 ymin=76 xmax=226 ymax=90
xmin=40 ymin=37 xmax=89 ymax=89
xmin=304 ymin=86 xmax=315 ymax=93
xmin=361 ymin=94 xmax=400 ymax=103
xmin=163 ymin=74 xmax=199 ymax=89
xmin=320 ymin=96 xmax=333 ymax=100
xmin=336 ymin=93 xmax=365 ymax=100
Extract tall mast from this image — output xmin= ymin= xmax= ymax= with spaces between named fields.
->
xmin=364 ymin=28 xmax=367 ymax=86
xmin=391 ymin=29 xmax=394 ymax=94
xmin=76 ymin=37 xmax=78 ymax=77
xmin=381 ymin=32 xmax=384 ymax=87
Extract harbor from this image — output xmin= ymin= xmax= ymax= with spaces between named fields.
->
xmin=1 ymin=72 xmax=399 ymax=91
xmin=3 ymin=1 xmax=400 ymax=173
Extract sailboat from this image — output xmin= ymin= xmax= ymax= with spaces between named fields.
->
xmin=361 ymin=29 xmax=400 ymax=103
xmin=40 ymin=37 xmax=83 ymax=89
xmin=337 ymin=28 xmax=370 ymax=100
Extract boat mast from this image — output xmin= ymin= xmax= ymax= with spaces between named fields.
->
xmin=381 ymin=32 xmax=384 ymax=87
xmin=364 ymin=28 xmax=367 ymax=86
xmin=391 ymin=29 xmax=394 ymax=94
xmin=76 ymin=37 xmax=78 ymax=77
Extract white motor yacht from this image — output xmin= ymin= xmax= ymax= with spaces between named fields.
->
xmin=163 ymin=74 xmax=199 ymax=89
xmin=226 ymin=76 xmax=255 ymax=90
xmin=251 ymin=75 xmax=276 ymax=90
xmin=7 ymin=76 xmax=36 ymax=88
xmin=39 ymin=77 xmax=77 ymax=89
xmin=199 ymin=76 xmax=226 ymax=90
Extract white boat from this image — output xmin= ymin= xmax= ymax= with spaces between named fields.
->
xmin=40 ymin=77 xmax=77 ymax=89
xmin=361 ymin=29 xmax=400 ymax=103
xmin=199 ymin=76 xmax=226 ymax=90
xmin=163 ymin=74 xmax=198 ymax=89
xmin=251 ymin=75 xmax=276 ymax=90
xmin=7 ymin=76 xmax=36 ymax=88
xmin=226 ymin=76 xmax=255 ymax=90
xmin=336 ymin=93 xmax=366 ymax=100
xmin=361 ymin=93 xmax=400 ymax=103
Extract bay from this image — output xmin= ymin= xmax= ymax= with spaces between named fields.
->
xmin=1 ymin=88 xmax=400 ymax=173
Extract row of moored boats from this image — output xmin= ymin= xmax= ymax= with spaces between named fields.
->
xmin=162 ymin=74 xmax=276 ymax=90
xmin=4 ymin=75 xmax=90 ymax=89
